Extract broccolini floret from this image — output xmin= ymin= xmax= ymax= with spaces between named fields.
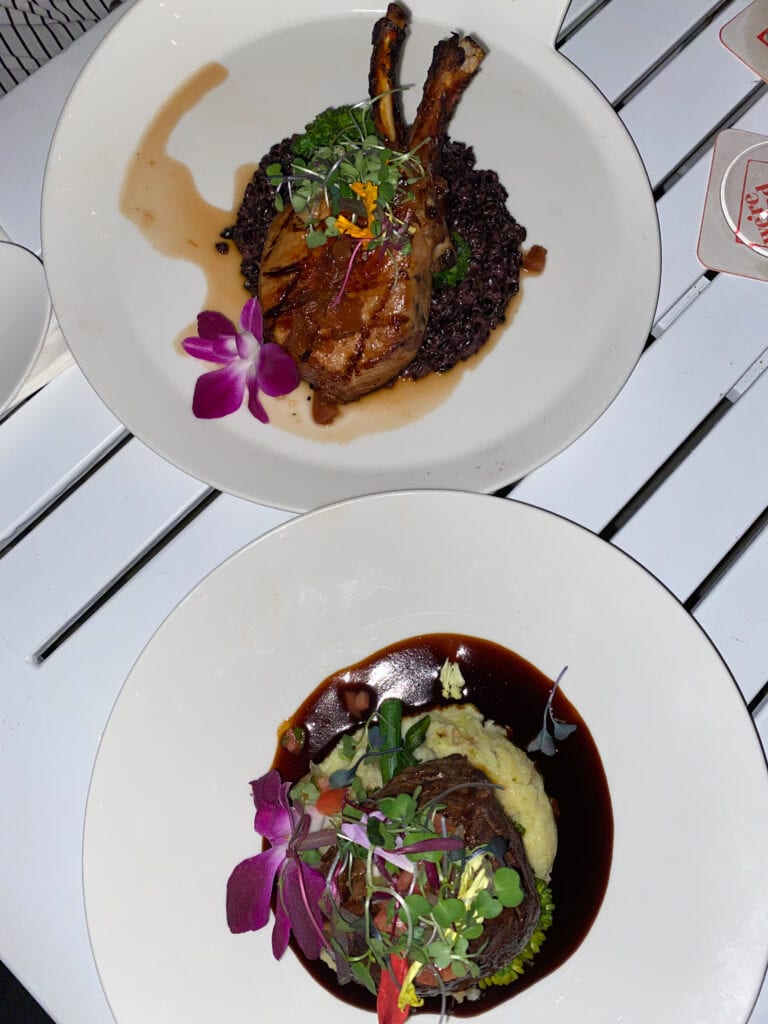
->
xmin=291 ymin=104 xmax=377 ymax=159
xmin=433 ymin=230 xmax=472 ymax=289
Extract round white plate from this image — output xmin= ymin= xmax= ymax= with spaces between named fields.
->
xmin=43 ymin=0 xmax=659 ymax=511
xmin=84 ymin=491 xmax=768 ymax=1024
xmin=0 ymin=239 xmax=51 ymax=414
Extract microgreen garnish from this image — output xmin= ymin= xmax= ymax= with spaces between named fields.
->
xmin=265 ymin=95 xmax=426 ymax=256
xmin=230 ymin=678 xmax=566 ymax=1023
xmin=527 ymin=666 xmax=577 ymax=756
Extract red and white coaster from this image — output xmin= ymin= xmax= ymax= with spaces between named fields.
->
xmin=698 ymin=128 xmax=768 ymax=281
xmin=720 ymin=0 xmax=768 ymax=81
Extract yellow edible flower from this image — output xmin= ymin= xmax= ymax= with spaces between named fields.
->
xmin=335 ymin=213 xmax=374 ymax=241
xmin=336 ymin=181 xmax=380 ymax=241
xmin=398 ymin=961 xmax=425 ymax=1011
xmin=350 ymin=180 xmax=379 ymax=224
xmin=458 ymin=854 xmax=493 ymax=903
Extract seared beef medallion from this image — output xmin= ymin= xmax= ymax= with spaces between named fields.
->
xmin=326 ymin=754 xmax=541 ymax=996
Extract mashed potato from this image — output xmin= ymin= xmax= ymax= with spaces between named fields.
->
xmin=315 ymin=703 xmax=557 ymax=880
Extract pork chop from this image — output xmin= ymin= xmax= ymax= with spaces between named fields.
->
xmin=258 ymin=6 xmax=485 ymax=405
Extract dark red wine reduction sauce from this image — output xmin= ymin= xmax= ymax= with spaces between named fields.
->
xmin=272 ymin=633 xmax=613 ymax=1017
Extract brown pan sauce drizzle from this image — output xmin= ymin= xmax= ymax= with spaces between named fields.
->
xmin=119 ymin=64 xmax=539 ymax=442
xmin=273 ymin=633 xmax=613 ymax=1017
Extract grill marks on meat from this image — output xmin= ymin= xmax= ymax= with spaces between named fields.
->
xmin=257 ymin=6 xmax=486 ymax=405
xmin=329 ymin=754 xmax=540 ymax=996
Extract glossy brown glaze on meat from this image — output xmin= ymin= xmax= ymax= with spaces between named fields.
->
xmin=329 ymin=754 xmax=540 ymax=996
xmin=258 ymin=6 xmax=486 ymax=405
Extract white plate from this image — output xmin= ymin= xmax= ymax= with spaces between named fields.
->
xmin=0 ymin=239 xmax=51 ymax=414
xmin=84 ymin=491 xmax=768 ymax=1024
xmin=43 ymin=0 xmax=660 ymax=512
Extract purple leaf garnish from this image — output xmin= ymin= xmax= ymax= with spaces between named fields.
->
xmin=527 ymin=666 xmax=576 ymax=756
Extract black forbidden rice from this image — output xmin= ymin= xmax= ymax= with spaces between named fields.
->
xmin=229 ymin=135 xmax=526 ymax=381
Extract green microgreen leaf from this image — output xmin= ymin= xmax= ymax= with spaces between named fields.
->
xmin=404 ymin=893 xmax=431 ymax=920
xmin=378 ymin=181 xmax=395 ymax=204
xmin=300 ymin=848 xmax=323 ymax=866
xmin=377 ymin=792 xmax=417 ymax=823
xmin=349 ymin=960 xmax=377 ymax=995
xmin=340 ymin=734 xmax=356 ymax=761
xmin=403 ymin=829 xmax=444 ymax=864
xmin=473 ymin=889 xmax=503 ymax=920
xmin=271 ymin=98 xmax=426 ymax=257
xmin=289 ymin=778 xmax=319 ymax=805
xmin=494 ymin=867 xmax=524 ymax=908
xmin=432 ymin=898 xmax=466 ymax=929
xmin=427 ymin=941 xmax=453 ymax=970
xmin=366 ymin=816 xmax=386 ymax=846
xmin=403 ymin=716 xmax=430 ymax=756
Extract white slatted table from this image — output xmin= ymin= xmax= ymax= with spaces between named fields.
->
xmin=1 ymin=1 xmax=767 ymax=1022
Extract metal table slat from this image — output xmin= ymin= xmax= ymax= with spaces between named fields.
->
xmin=0 ymin=495 xmax=293 ymax=1024
xmin=561 ymin=0 xmax=724 ymax=105
xmin=694 ymin=527 xmax=768 ymax=706
xmin=611 ymin=366 xmax=768 ymax=602
xmin=511 ymin=272 xmax=768 ymax=530
xmin=560 ymin=0 xmax=603 ymax=35
xmin=620 ymin=0 xmax=761 ymax=189
xmin=0 ymin=367 xmax=123 ymax=547
xmin=0 ymin=438 xmax=209 ymax=659
xmin=0 ymin=3 xmax=131 ymax=253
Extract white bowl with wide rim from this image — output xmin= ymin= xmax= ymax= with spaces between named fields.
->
xmin=83 ymin=491 xmax=768 ymax=1024
xmin=43 ymin=0 xmax=660 ymax=510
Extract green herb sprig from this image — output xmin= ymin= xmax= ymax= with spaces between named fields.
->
xmin=265 ymin=95 xmax=427 ymax=253
xmin=433 ymin=230 xmax=472 ymax=289
xmin=307 ymin=697 xmax=530 ymax=1009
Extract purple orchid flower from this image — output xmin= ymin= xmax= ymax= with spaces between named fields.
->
xmin=226 ymin=770 xmax=327 ymax=961
xmin=182 ymin=297 xmax=299 ymax=422
xmin=340 ymin=818 xmax=415 ymax=873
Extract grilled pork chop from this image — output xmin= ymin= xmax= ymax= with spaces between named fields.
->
xmin=258 ymin=6 xmax=485 ymax=405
